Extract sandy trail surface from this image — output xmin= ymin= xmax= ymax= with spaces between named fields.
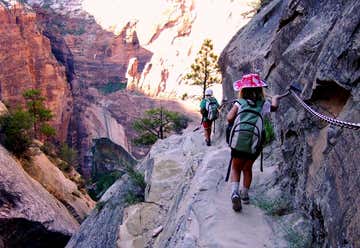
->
xmin=183 ymin=144 xmax=284 ymax=248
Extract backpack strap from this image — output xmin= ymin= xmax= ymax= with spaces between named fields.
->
xmin=260 ymin=150 xmax=263 ymax=172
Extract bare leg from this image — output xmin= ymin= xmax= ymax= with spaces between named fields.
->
xmin=205 ymin=127 xmax=211 ymax=141
xmin=204 ymin=123 xmax=212 ymax=145
xmin=230 ymin=157 xmax=246 ymax=182
xmin=242 ymin=159 xmax=255 ymax=188
xmin=241 ymin=159 xmax=255 ymax=204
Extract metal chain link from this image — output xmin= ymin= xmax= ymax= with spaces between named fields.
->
xmin=289 ymin=90 xmax=360 ymax=130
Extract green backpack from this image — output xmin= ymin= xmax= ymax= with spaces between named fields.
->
xmin=228 ymin=99 xmax=265 ymax=155
xmin=205 ymin=98 xmax=219 ymax=121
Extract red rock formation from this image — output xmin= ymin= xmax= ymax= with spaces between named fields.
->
xmin=0 ymin=2 xmax=72 ymax=142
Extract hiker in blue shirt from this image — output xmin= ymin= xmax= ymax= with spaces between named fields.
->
xmin=200 ymin=88 xmax=220 ymax=146
xmin=226 ymin=74 xmax=285 ymax=212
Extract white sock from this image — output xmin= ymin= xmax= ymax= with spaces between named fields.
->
xmin=231 ymin=182 xmax=239 ymax=194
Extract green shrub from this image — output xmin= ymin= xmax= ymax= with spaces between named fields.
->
xmin=40 ymin=123 xmax=56 ymax=138
xmin=124 ymin=192 xmax=143 ymax=205
xmin=133 ymin=133 xmax=158 ymax=146
xmin=0 ymin=110 xmax=33 ymax=156
xmin=252 ymin=195 xmax=291 ymax=216
xmin=126 ymin=166 xmax=146 ymax=190
xmin=57 ymin=161 xmax=71 ymax=173
xmin=89 ymin=171 xmax=123 ymax=200
xmin=264 ymin=117 xmax=275 ymax=145
xmin=59 ymin=143 xmax=79 ymax=167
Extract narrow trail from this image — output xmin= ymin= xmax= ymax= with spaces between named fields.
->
xmin=183 ymin=142 xmax=286 ymax=248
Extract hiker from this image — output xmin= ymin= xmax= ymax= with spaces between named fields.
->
xmin=226 ymin=73 xmax=285 ymax=212
xmin=200 ymin=88 xmax=220 ymax=146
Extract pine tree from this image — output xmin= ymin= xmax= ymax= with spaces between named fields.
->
xmin=184 ymin=39 xmax=221 ymax=98
xmin=132 ymin=107 xmax=189 ymax=145
xmin=23 ymin=89 xmax=55 ymax=139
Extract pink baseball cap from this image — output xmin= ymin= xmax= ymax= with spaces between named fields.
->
xmin=233 ymin=73 xmax=267 ymax=91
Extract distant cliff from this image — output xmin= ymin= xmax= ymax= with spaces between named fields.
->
xmin=0 ymin=2 xmax=72 ymax=142
xmin=219 ymin=0 xmax=360 ymax=246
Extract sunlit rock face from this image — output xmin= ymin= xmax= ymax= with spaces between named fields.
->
xmin=26 ymin=0 xmax=256 ymax=100
xmin=81 ymin=0 xmax=256 ymax=99
xmin=220 ymin=0 xmax=360 ymax=246
xmin=0 ymin=1 xmax=72 ymax=142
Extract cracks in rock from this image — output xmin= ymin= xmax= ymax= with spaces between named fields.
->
xmin=277 ymin=9 xmax=303 ymax=32
xmin=307 ymin=201 xmax=327 ymax=247
xmin=142 ymin=201 xmax=167 ymax=211
xmin=264 ymin=61 xmax=276 ymax=81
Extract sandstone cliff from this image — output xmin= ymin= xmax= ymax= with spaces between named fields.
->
xmin=0 ymin=145 xmax=79 ymax=247
xmin=0 ymin=1 xmax=72 ymax=142
xmin=219 ymin=0 xmax=360 ymax=247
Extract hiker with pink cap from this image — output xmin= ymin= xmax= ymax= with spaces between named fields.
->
xmin=226 ymin=73 xmax=286 ymax=212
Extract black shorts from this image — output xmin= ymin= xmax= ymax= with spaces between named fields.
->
xmin=231 ymin=149 xmax=259 ymax=161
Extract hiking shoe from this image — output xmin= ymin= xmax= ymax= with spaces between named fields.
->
xmin=231 ymin=192 xmax=242 ymax=212
xmin=205 ymin=139 xmax=211 ymax=146
xmin=241 ymin=192 xmax=250 ymax=205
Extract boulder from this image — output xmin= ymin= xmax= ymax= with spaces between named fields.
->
xmin=0 ymin=145 xmax=79 ymax=247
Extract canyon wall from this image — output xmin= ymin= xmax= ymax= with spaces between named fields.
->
xmin=1 ymin=0 xmax=257 ymax=178
xmin=219 ymin=0 xmax=360 ymax=246
xmin=0 ymin=1 xmax=72 ymax=141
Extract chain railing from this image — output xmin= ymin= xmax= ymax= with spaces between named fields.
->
xmin=289 ymin=90 xmax=360 ymax=130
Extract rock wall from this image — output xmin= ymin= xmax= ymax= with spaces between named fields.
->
xmin=219 ymin=0 xmax=360 ymax=246
xmin=65 ymin=174 xmax=144 ymax=248
xmin=0 ymin=1 xmax=72 ymax=141
xmin=0 ymin=145 xmax=79 ymax=247
xmin=26 ymin=147 xmax=95 ymax=222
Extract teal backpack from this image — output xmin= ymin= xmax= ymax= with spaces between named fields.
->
xmin=205 ymin=98 xmax=219 ymax=121
xmin=228 ymin=99 xmax=265 ymax=155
